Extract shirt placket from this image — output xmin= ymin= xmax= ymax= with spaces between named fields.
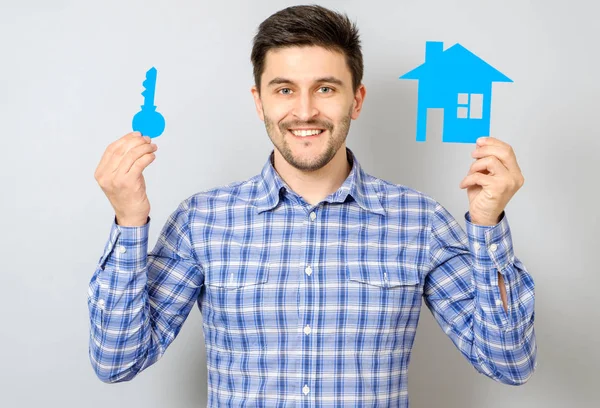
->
xmin=298 ymin=205 xmax=320 ymax=406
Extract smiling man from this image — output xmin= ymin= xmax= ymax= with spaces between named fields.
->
xmin=251 ymin=43 xmax=359 ymax=205
xmin=88 ymin=4 xmax=537 ymax=407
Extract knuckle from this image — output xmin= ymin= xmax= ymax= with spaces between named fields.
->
xmin=112 ymin=178 xmax=125 ymax=189
xmin=125 ymin=147 xmax=137 ymax=158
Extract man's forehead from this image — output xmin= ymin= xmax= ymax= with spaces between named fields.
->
xmin=262 ymin=46 xmax=350 ymax=86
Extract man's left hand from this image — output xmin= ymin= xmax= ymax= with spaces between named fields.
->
xmin=459 ymin=136 xmax=525 ymax=226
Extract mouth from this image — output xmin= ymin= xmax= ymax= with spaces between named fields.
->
xmin=287 ymin=128 xmax=326 ymax=140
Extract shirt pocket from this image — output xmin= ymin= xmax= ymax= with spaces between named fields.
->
xmin=203 ymin=261 xmax=271 ymax=352
xmin=345 ymin=256 xmax=422 ymax=353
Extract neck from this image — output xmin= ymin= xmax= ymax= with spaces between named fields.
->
xmin=272 ymin=145 xmax=352 ymax=206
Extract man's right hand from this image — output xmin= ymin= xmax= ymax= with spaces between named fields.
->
xmin=94 ymin=131 xmax=159 ymax=227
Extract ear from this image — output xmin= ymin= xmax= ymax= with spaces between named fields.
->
xmin=251 ymin=85 xmax=265 ymax=121
xmin=350 ymin=84 xmax=366 ymax=120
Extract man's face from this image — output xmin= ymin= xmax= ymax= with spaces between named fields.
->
xmin=251 ymin=46 xmax=365 ymax=172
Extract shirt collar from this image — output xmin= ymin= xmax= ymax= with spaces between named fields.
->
xmin=255 ymin=147 xmax=386 ymax=216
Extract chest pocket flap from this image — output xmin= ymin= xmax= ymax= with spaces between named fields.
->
xmin=347 ymin=256 xmax=421 ymax=288
xmin=204 ymin=261 xmax=270 ymax=290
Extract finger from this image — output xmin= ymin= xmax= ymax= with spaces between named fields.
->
xmin=110 ymin=133 xmax=152 ymax=173
xmin=96 ymin=132 xmax=140 ymax=175
xmin=475 ymin=137 xmax=520 ymax=171
xmin=115 ymin=142 xmax=157 ymax=178
xmin=472 ymin=144 xmax=520 ymax=174
xmin=128 ymin=151 xmax=157 ymax=177
xmin=476 ymin=136 xmax=509 ymax=149
xmin=460 ymin=172 xmax=494 ymax=189
xmin=467 ymin=156 xmax=509 ymax=177
xmin=98 ymin=132 xmax=146 ymax=175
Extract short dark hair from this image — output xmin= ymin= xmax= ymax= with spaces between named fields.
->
xmin=250 ymin=4 xmax=363 ymax=96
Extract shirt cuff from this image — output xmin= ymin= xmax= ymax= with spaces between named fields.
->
xmin=465 ymin=210 xmax=515 ymax=276
xmin=97 ymin=215 xmax=151 ymax=271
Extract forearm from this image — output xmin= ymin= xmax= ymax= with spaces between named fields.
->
xmin=465 ymin=210 xmax=537 ymax=383
xmin=88 ymin=265 xmax=160 ymax=383
xmin=87 ymin=220 xmax=161 ymax=383
xmin=469 ymin=262 xmax=537 ymax=385
xmin=88 ymin=207 xmax=204 ymax=383
xmin=469 ymin=215 xmax=509 ymax=313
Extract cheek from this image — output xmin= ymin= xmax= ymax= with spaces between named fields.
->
xmin=327 ymin=103 xmax=352 ymax=122
xmin=264 ymin=105 xmax=289 ymax=125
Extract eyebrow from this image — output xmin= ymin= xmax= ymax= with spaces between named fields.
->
xmin=267 ymin=76 xmax=345 ymax=88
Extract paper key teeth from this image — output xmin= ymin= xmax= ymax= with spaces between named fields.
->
xmin=142 ymin=82 xmax=155 ymax=96
xmin=141 ymin=70 xmax=157 ymax=106
xmin=143 ymin=77 xmax=155 ymax=88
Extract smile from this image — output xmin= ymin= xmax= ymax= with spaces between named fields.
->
xmin=288 ymin=129 xmax=325 ymax=138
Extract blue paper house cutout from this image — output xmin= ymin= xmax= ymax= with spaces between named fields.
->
xmin=399 ymin=41 xmax=512 ymax=143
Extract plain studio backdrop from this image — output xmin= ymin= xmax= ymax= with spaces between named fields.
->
xmin=1 ymin=0 xmax=598 ymax=407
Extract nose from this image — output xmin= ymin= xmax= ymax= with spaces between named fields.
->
xmin=292 ymin=91 xmax=319 ymax=122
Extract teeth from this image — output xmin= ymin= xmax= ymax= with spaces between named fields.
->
xmin=291 ymin=129 xmax=323 ymax=137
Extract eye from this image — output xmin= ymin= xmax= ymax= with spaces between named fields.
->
xmin=319 ymin=87 xmax=333 ymax=93
xmin=278 ymin=88 xmax=292 ymax=95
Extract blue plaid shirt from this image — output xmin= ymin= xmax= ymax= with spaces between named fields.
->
xmin=88 ymin=147 xmax=537 ymax=407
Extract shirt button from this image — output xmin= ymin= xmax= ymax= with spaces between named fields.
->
xmin=118 ymin=245 xmax=127 ymax=254
xmin=473 ymin=242 xmax=480 ymax=250
xmin=303 ymin=385 xmax=310 ymax=395
xmin=489 ymin=243 xmax=498 ymax=252
xmin=305 ymin=265 xmax=312 ymax=276
xmin=304 ymin=325 xmax=312 ymax=335
xmin=310 ymin=212 xmax=316 ymax=221
xmin=98 ymin=299 xmax=105 ymax=308
xmin=496 ymin=299 xmax=503 ymax=306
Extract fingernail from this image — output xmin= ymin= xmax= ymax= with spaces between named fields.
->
xmin=144 ymin=136 xmax=151 ymax=142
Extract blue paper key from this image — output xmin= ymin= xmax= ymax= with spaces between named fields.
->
xmin=132 ymin=67 xmax=165 ymax=138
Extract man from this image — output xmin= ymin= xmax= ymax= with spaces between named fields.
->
xmin=89 ymin=4 xmax=537 ymax=407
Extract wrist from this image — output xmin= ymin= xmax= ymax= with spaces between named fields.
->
xmin=115 ymin=215 xmax=149 ymax=227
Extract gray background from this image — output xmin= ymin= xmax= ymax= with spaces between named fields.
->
xmin=1 ymin=0 xmax=598 ymax=406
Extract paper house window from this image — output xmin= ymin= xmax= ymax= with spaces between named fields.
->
xmin=457 ymin=93 xmax=483 ymax=119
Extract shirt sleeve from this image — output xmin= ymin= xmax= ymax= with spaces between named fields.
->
xmin=422 ymin=202 xmax=537 ymax=385
xmin=87 ymin=199 xmax=204 ymax=383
